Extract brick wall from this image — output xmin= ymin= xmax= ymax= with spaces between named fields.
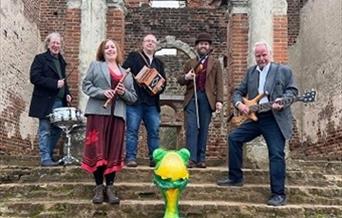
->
xmin=123 ymin=6 xmax=228 ymax=160
xmin=273 ymin=15 xmax=288 ymax=64
xmin=287 ymin=0 xmax=342 ymax=160
xmin=107 ymin=7 xmax=125 ymax=52
xmin=0 ymin=0 xmax=43 ymax=155
xmin=2 ymin=0 xmax=340 ymax=161
xmin=287 ymin=0 xmax=309 ymax=46
xmin=64 ymin=8 xmax=81 ymax=105
xmin=226 ymin=13 xmax=249 ymax=129
xmin=38 ymin=0 xmax=66 ymax=40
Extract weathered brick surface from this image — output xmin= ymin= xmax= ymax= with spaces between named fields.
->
xmin=1 ymin=0 xmax=340 ymax=161
xmin=64 ymin=8 xmax=81 ymax=106
xmin=123 ymin=6 xmax=228 ymax=160
xmin=107 ymin=7 xmax=125 ymax=51
xmin=273 ymin=15 xmax=288 ymax=64
xmin=0 ymin=0 xmax=43 ymax=155
xmin=287 ymin=0 xmax=309 ymax=46
xmin=288 ymin=0 xmax=342 ymax=160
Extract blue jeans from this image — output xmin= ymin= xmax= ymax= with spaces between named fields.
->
xmin=125 ymin=104 xmax=160 ymax=161
xmin=185 ymin=91 xmax=212 ymax=163
xmin=38 ymin=99 xmax=63 ymax=162
xmin=228 ymin=112 xmax=286 ymax=195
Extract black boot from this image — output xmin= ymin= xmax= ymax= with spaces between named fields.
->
xmin=105 ymin=185 xmax=120 ymax=204
xmin=92 ymin=184 xmax=104 ymax=204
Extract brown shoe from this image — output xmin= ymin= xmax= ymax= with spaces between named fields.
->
xmin=197 ymin=162 xmax=207 ymax=168
xmin=92 ymin=184 xmax=104 ymax=204
xmin=188 ymin=161 xmax=196 ymax=168
xmin=126 ymin=160 xmax=138 ymax=167
xmin=105 ymin=185 xmax=120 ymax=204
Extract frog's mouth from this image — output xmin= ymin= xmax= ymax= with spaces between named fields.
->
xmin=154 ymin=174 xmax=188 ymax=190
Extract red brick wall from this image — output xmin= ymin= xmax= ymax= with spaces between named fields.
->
xmin=273 ymin=15 xmax=288 ymax=64
xmin=0 ymin=93 xmax=33 ymax=155
xmin=64 ymin=8 xmax=81 ymax=105
xmin=226 ymin=13 xmax=249 ymax=129
xmin=107 ymin=8 xmax=125 ymax=52
xmin=123 ymin=6 xmax=228 ymax=160
xmin=38 ymin=0 xmax=66 ymax=40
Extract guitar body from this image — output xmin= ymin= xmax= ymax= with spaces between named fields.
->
xmin=242 ymin=93 xmax=266 ymax=121
xmin=230 ymin=93 xmax=265 ymax=126
xmin=230 ymin=90 xmax=316 ymax=126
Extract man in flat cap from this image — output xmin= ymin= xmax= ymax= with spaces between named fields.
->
xmin=177 ymin=32 xmax=223 ymax=168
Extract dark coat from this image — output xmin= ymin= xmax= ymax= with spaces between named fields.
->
xmin=28 ymin=51 xmax=70 ymax=118
xmin=122 ymin=51 xmax=166 ymax=112
xmin=232 ymin=62 xmax=298 ymax=140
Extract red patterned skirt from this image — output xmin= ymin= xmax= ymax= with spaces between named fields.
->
xmin=81 ymin=115 xmax=125 ymax=175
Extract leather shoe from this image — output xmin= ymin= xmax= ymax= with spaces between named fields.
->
xmin=149 ymin=160 xmax=156 ymax=167
xmin=217 ymin=177 xmax=243 ymax=187
xmin=188 ymin=161 xmax=196 ymax=168
xmin=126 ymin=160 xmax=138 ymax=167
xmin=267 ymin=194 xmax=287 ymax=206
xmin=41 ymin=160 xmax=58 ymax=167
xmin=197 ymin=162 xmax=206 ymax=168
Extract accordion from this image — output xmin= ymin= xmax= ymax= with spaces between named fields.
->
xmin=135 ymin=65 xmax=165 ymax=95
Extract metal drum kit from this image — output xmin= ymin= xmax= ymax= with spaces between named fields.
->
xmin=48 ymin=107 xmax=84 ymax=165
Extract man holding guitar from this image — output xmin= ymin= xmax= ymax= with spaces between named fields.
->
xmin=217 ymin=41 xmax=298 ymax=206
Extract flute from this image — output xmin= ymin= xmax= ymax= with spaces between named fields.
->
xmin=103 ymin=69 xmax=130 ymax=109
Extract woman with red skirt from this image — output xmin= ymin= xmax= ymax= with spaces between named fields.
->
xmin=82 ymin=39 xmax=137 ymax=204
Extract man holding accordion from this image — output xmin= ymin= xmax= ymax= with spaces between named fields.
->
xmin=123 ymin=34 xmax=166 ymax=168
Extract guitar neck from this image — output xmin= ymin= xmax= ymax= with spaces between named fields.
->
xmin=250 ymin=97 xmax=296 ymax=113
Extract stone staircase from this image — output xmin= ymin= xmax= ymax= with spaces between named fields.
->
xmin=0 ymin=157 xmax=341 ymax=217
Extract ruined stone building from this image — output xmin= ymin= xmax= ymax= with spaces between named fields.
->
xmin=0 ymin=0 xmax=341 ymax=163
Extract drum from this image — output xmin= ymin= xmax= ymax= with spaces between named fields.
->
xmin=49 ymin=107 xmax=83 ymax=127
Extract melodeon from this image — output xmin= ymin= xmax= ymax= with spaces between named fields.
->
xmin=135 ymin=65 xmax=165 ymax=95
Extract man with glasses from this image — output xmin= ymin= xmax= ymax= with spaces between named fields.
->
xmin=123 ymin=34 xmax=166 ymax=168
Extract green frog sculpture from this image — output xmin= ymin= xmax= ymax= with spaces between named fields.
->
xmin=153 ymin=148 xmax=190 ymax=218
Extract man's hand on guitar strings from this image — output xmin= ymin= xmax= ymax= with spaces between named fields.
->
xmin=237 ymin=103 xmax=249 ymax=115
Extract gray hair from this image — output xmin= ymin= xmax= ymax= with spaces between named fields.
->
xmin=253 ymin=41 xmax=272 ymax=54
xmin=44 ymin=32 xmax=61 ymax=50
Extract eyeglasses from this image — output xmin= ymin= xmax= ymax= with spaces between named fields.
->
xmin=144 ymin=39 xmax=157 ymax=44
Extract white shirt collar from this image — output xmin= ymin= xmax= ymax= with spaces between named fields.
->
xmin=256 ymin=62 xmax=271 ymax=73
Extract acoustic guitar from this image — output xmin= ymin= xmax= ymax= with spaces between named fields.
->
xmin=231 ymin=90 xmax=316 ymax=124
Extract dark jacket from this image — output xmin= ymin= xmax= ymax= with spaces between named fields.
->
xmin=232 ymin=62 xmax=298 ymax=140
xmin=29 ymin=51 xmax=70 ymax=118
xmin=177 ymin=56 xmax=223 ymax=111
xmin=122 ymin=51 xmax=166 ymax=112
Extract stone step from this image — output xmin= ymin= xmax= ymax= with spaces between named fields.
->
xmin=1 ymin=155 xmax=341 ymax=174
xmin=1 ymin=182 xmax=341 ymax=205
xmin=0 ymin=199 xmax=341 ymax=218
xmin=290 ymin=159 xmax=342 ymax=175
xmin=1 ymin=165 xmax=340 ymax=187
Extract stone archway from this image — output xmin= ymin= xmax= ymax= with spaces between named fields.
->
xmin=157 ymin=35 xmax=197 ymax=59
